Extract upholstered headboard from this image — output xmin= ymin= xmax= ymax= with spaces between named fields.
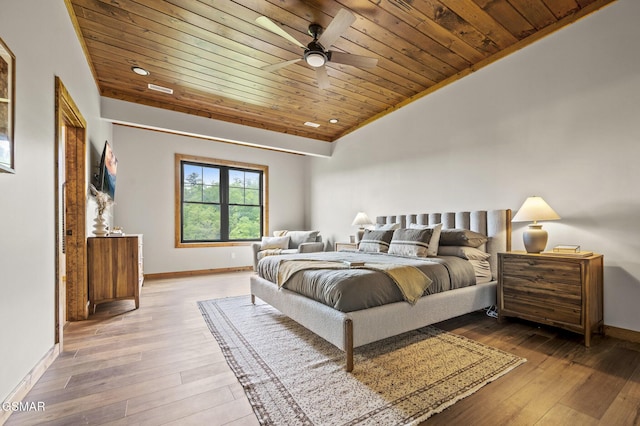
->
xmin=375 ymin=209 xmax=512 ymax=280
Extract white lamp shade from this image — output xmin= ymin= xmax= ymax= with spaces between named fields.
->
xmin=351 ymin=212 xmax=373 ymax=227
xmin=512 ymin=196 xmax=561 ymax=223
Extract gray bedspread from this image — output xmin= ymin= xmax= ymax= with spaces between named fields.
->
xmin=256 ymin=251 xmax=476 ymax=312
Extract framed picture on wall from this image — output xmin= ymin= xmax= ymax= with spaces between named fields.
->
xmin=0 ymin=37 xmax=15 ymax=173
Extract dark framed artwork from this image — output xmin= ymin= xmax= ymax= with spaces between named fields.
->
xmin=0 ymin=37 xmax=15 ymax=173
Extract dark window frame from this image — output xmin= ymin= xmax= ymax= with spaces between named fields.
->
xmin=175 ymin=154 xmax=268 ymax=248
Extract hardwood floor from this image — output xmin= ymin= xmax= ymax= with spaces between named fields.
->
xmin=5 ymin=272 xmax=640 ymax=425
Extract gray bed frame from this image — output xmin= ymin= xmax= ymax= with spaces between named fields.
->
xmin=250 ymin=209 xmax=512 ymax=372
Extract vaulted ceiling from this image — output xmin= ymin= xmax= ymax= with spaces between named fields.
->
xmin=66 ymin=0 xmax=614 ymax=142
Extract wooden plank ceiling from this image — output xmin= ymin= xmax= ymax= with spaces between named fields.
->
xmin=66 ymin=0 xmax=614 ymax=142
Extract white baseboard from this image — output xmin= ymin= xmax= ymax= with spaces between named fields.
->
xmin=0 ymin=344 xmax=59 ymax=425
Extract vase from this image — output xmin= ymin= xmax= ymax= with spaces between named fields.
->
xmin=93 ymin=214 xmax=108 ymax=236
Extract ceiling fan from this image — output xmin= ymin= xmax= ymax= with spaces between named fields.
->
xmin=256 ymin=9 xmax=378 ymax=89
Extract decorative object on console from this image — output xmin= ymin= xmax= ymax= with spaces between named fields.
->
xmin=512 ymin=196 xmax=560 ymax=253
xmin=89 ymin=184 xmax=113 ymax=237
xmin=110 ymin=226 xmax=124 ymax=235
xmin=351 ymin=211 xmax=373 ymax=242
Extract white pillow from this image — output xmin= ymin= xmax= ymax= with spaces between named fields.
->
xmin=260 ymin=236 xmax=290 ymax=250
xmin=408 ymin=223 xmax=442 ymax=257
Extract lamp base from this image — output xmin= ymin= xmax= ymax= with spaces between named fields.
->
xmin=356 ymin=228 xmax=365 ymax=243
xmin=523 ymin=224 xmax=548 ymax=253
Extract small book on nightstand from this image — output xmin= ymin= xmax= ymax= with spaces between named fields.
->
xmin=553 ymin=244 xmax=580 ymax=253
xmin=541 ymin=250 xmax=593 ymax=257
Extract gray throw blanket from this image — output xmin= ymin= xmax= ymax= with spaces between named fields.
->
xmin=277 ymin=259 xmax=432 ymax=305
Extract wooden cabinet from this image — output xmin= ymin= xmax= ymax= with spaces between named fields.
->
xmin=87 ymin=235 xmax=143 ymax=313
xmin=498 ymin=251 xmax=603 ymax=347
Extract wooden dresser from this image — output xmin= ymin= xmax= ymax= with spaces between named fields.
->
xmin=498 ymin=251 xmax=603 ymax=346
xmin=87 ymin=234 xmax=143 ymax=313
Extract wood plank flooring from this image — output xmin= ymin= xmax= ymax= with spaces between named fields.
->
xmin=5 ymin=272 xmax=640 ymax=425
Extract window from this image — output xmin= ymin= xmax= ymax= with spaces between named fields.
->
xmin=175 ymin=154 xmax=268 ymax=247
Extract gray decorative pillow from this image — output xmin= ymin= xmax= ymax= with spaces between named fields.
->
xmin=408 ymin=223 xmax=442 ymax=256
xmin=388 ymin=228 xmax=434 ymax=258
xmin=439 ymin=228 xmax=488 ymax=248
xmin=358 ymin=229 xmax=394 ymax=253
xmin=437 ymin=246 xmax=490 ymax=260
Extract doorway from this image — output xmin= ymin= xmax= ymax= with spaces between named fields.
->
xmin=55 ymin=77 xmax=88 ymax=347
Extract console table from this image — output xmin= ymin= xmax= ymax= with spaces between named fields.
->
xmin=87 ymin=234 xmax=143 ymax=313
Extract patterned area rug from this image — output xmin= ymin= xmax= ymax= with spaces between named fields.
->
xmin=198 ymin=296 xmax=525 ymax=425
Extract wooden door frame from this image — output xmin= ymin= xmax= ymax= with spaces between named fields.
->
xmin=55 ymin=77 xmax=88 ymax=330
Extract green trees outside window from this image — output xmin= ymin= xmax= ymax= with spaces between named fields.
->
xmin=181 ymin=161 xmax=263 ymax=242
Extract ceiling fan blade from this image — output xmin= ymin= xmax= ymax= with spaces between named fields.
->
xmin=329 ymin=51 xmax=378 ymax=69
xmin=261 ymin=58 xmax=301 ymax=73
xmin=318 ymin=9 xmax=356 ymax=48
xmin=315 ymin=66 xmax=330 ymax=89
xmin=256 ymin=16 xmax=306 ymax=49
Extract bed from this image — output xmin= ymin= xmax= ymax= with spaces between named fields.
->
xmin=250 ymin=209 xmax=512 ymax=372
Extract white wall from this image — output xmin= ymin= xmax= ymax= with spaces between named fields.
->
xmin=0 ymin=1 xmax=111 ymax=402
xmin=309 ymin=0 xmax=640 ymax=332
xmin=112 ymin=125 xmax=310 ymax=274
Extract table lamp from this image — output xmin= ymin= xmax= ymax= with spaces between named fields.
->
xmin=351 ymin=212 xmax=373 ymax=242
xmin=512 ymin=196 xmax=560 ymax=253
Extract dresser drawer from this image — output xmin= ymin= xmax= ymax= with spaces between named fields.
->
xmin=501 ymin=257 xmax=581 ymax=286
xmin=502 ymin=282 xmax=581 ymax=325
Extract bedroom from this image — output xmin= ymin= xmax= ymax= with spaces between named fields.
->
xmin=1 ymin=0 xmax=639 ymax=424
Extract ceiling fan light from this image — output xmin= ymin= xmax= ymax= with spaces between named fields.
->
xmin=305 ymin=51 xmax=326 ymax=68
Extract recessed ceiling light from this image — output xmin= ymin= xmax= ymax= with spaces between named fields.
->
xmin=131 ymin=66 xmax=150 ymax=76
xmin=304 ymin=121 xmax=321 ymax=128
xmin=329 ymin=118 xmax=339 ymax=124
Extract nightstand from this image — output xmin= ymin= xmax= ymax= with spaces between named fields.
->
xmin=335 ymin=242 xmax=358 ymax=251
xmin=498 ymin=251 xmax=604 ymax=347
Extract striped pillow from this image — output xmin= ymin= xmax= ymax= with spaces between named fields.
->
xmin=408 ymin=222 xmax=442 ymax=257
xmin=358 ymin=230 xmax=394 ymax=253
xmin=388 ymin=228 xmax=434 ymax=258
